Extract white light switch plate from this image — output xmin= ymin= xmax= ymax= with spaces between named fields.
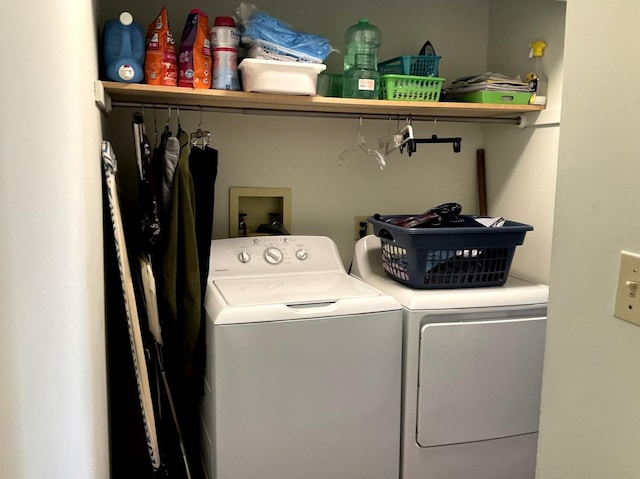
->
xmin=614 ymin=251 xmax=640 ymax=326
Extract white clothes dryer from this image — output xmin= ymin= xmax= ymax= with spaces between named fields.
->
xmin=351 ymin=235 xmax=549 ymax=479
xmin=200 ymin=235 xmax=403 ymax=479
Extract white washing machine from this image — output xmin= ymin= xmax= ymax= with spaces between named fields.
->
xmin=351 ymin=235 xmax=549 ymax=479
xmin=200 ymin=235 xmax=403 ymax=479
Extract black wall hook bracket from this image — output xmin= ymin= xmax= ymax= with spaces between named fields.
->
xmin=404 ymin=134 xmax=462 ymax=156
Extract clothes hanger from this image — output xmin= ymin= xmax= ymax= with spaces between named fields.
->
xmin=404 ymin=118 xmax=462 ymax=156
xmin=383 ymin=116 xmax=413 ymax=157
xmin=338 ymin=116 xmax=386 ymax=169
xmin=163 ymin=105 xmax=172 ymax=137
xmin=152 ymin=105 xmax=158 ymax=147
xmin=190 ymin=108 xmax=211 ymax=149
xmin=132 ymin=109 xmax=146 ymax=177
xmin=176 ymin=105 xmax=185 ymax=136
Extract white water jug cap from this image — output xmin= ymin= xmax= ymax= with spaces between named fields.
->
xmin=119 ymin=12 xmax=134 ymax=26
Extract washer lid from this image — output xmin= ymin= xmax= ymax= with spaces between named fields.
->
xmin=214 ymin=272 xmax=386 ymax=307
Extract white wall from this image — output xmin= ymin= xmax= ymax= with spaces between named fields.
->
xmin=484 ymin=0 xmax=566 ymax=284
xmin=0 ymin=0 xmax=109 ymax=477
xmin=100 ymin=0 xmax=503 ymax=269
xmin=536 ymin=1 xmax=640 ymax=478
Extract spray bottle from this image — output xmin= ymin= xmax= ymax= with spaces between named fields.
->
xmin=527 ymin=40 xmax=548 ymax=106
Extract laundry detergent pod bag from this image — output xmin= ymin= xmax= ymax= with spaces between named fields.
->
xmin=145 ymin=7 xmax=178 ymax=86
xmin=178 ymin=9 xmax=212 ymax=88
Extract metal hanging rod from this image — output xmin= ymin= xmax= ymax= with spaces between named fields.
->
xmin=110 ymin=100 xmax=523 ymax=125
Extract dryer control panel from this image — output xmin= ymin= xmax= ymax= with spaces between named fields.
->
xmin=209 ymin=235 xmax=345 ymax=279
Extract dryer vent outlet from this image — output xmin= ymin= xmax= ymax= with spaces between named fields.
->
xmin=354 ymin=216 xmax=372 ymax=241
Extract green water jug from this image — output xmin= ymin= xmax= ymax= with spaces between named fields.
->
xmin=343 ymin=19 xmax=381 ymax=99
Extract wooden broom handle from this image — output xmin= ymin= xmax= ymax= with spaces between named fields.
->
xmin=477 ymin=149 xmax=487 ymax=216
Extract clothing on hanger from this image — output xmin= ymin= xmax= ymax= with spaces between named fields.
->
xmin=134 ymin=114 xmax=162 ymax=252
xmin=162 ymin=136 xmax=180 ymax=218
xmin=188 ymin=145 xmax=218 ymax=300
xmin=160 ymin=129 xmax=201 ymax=373
xmin=188 ymin=144 xmax=218 ymax=394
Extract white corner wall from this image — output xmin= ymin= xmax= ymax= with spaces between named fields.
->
xmin=0 ymin=0 xmax=108 ymax=477
xmin=536 ymin=1 xmax=640 ymax=478
xmin=483 ymin=0 xmax=566 ymax=285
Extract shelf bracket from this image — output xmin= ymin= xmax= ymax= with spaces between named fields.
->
xmin=94 ymin=80 xmax=112 ymax=114
xmin=517 ymin=108 xmax=561 ymax=128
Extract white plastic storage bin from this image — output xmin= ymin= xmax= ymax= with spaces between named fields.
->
xmin=238 ymin=58 xmax=326 ymax=95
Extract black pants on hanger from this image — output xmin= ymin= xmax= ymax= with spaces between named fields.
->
xmin=174 ymin=145 xmax=218 ymax=479
xmin=189 ymin=145 xmax=219 ymax=304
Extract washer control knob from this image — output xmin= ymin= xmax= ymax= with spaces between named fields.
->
xmin=296 ymin=249 xmax=308 ymax=261
xmin=264 ymin=247 xmax=283 ymax=265
xmin=238 ymin=251 xmax=251 ymax=263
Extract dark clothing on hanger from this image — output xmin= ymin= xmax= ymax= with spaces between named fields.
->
xmin=158 ymin=136 xmax=218 ymax=479
xmin=189 ymin=145 xmax=219 ymax=302
xmin=139 ymin=133 xmax=162 ymax=253
xmin=187 ymin=145 xmax=218 ymax=392
xmin=160 ymin=132 xmax=201 ymax=376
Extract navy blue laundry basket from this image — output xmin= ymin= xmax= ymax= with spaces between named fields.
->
xmin=368 ymin=215 xmax=533 ymax=289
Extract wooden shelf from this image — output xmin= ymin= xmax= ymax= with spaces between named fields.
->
xmin=96 ymin=80 xmax=544 ymax=122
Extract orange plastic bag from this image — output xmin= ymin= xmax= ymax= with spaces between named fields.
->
xmin=144 ymin=7 xmax=178 ymax=86
xmin=178 ymin=9 xmax=211 ymax=89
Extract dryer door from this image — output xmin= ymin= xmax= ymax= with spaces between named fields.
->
xmin=416 ymin=316 xmax=546 ymax=447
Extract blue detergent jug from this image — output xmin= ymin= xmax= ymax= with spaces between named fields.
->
xmin=103 ymin=12 xmax=145 ymax=83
